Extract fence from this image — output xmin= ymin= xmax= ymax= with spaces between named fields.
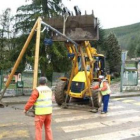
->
xmin=123 ymin=71 xmax=138 ymax=86
xmin=0 ymin=70 xmax=2 ymax=91
xmin=123 ymin=61 xmax=138 ymax=86
xmin=0 ymin=70 xmax=66 ymax=96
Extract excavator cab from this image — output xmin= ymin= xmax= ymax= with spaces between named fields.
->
xmin=93 ymin=55 xmax=105 ymax=79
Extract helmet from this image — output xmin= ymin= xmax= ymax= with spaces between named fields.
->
xmin=98 ymin=75 xmax=104 ymax=79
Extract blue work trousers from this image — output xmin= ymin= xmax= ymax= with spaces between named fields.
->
xmin=102 ymin=94 xmax=110 ymax=112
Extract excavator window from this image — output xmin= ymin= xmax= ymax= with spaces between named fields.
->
xmin=85 ymin=57 xmax=90 ymax=71
xmin=93 ymin=56 xmax=105 ymax=78
xmin=77 ymin=56 xmax=90 ymax=71
xmin=78 ymin=56 xmax=82 ymax=71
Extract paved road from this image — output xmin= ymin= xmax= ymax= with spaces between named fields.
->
xmin=1 ymin=97 xmax=140 ymax=140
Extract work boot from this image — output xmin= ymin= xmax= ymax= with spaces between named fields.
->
xmin=90 ymin=108 xmax=98 ymax=113
xmin=101 ymin=111 xmax=107 ymax=114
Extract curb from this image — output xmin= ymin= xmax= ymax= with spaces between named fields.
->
xmin=111 ymin=93 xmax=140 ymax=98
xmin=3 ymin=101 xmax=27 ymax=105
xmin=2 ymin=100 xmax=56 ymax=106
xmin=2 ymin=93 xmax=140 ymax=106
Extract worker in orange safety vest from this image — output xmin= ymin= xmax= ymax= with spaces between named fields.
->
xmin=24 ymin=77 xmax=53 ymax=140
xmin=90 ymin=75 xmax=111 ymax=114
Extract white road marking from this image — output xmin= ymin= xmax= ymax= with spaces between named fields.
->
xmin=54 ymin=110 xmax=140 ymax=122
xmin=72 ymin=127 xmax=140 ymax=140
xmin=112 ymin=98 xmax=126 ymax=101
xmin=108 ymin=102 xmax=114 ymax=105
xmin=62 ymin=116 xmax=140 ymax=132
xmin=109 ymin=105 xmax=124 ymax=109
xmin=53 ymin=107 xmax=61 ymax=110
xmin=53 ymin=110 xmax=85 ymax=116
xmin=134 ymin=102 xmax=140 ymax=105
xmin=122 ymin=100 xmax=135 ymax=103
xmin=53 ymin=105 xmax=124 ymax=115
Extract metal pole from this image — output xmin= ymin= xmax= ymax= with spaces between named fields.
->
xmin=41 ymin=21 xmax=78 ymax=52
xmin=0 ymin=70 xmax=2 ymax=91
xmin=120 ymin=63 xmax=123 ymax=92
xmin=120 ymin=52 xmax=125 ymax=92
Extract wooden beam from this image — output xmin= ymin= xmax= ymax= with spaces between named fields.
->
xmin=33 ymin=17 xmax=42 ymax=89
xmin=5 ymin=18 xmax=39 ymax=88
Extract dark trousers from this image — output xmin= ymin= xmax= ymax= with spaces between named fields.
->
xmin=102 ymin=94 xmax=110 ymax=112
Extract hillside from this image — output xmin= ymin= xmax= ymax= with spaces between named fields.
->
xmin=104 ymin=22 xmax=140 ymax=50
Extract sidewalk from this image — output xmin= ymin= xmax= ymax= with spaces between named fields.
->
xmin=111 ymin=91 xmax=140 ymax=98
xmin=1 ymin=91 xmax=140 ymax=106
xmin=2 ymin=96 xmax=30 ymax=105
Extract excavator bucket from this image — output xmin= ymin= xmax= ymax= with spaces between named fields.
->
xmin=45 ymin=13 xmax=99 ymax=41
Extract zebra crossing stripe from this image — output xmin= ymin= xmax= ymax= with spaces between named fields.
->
xmin=53 ymin=106 xmax=123 ymax=115
xmin=122 ymin=100 xmax=135 ymax=103
xmin=0 ymin=130 xmax=29 ymax=139
xmin=53 ymin=110 xmax=84 ymax=116
xmin=53 ymin=107 xmax=61 ymax=110
xmin=0 ymin=122 xmax=24 ymax=127
xmin=62 ymin=116 xmax=140 ymax=132
xmin=134 ymin=102 xmax=140 ymax=105
xmin=112 ymin=98 xmax=126 ymax=101
xmin=72 ymin=127 xmax=140 ymax=140
xmin=54 ymin=110 xmax=140 ymax=123
xmin=52 ymin=102 xmax=114 ymax=110
xmin=109 ymin=105 xmax=124 ymax=109
xmin=108 ymin=102 xmax=113 ymax=105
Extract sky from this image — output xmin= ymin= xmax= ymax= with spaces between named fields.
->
xmin=0 ymin=0 xmax=30 ymax=15
xmin=0 ymin=0 xmax=140 ymax=29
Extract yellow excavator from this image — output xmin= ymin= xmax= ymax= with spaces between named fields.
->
xmin=54 ymin=41 xmax=108 ymax=108
xmin=45 ymin=6 xmax=110 ymax=108
xmin=0 ymin=6 xmax=110 ymax=110
xmin=53 ymin=41 xmax=107 ymax=108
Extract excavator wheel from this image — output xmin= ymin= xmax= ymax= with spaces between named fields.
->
xmin=92 ymin=91 xmax=102 ymax=108
xmin=54 ymin=80 xmax=69 ymax=106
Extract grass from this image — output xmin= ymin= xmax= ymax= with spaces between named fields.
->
xmin=111 ymin=77 xmax=121 ymax=84
xmin=2 ymin=83 xmax=16 ymax=89
xmin=125 ymin=63 xmax=136 ymax=67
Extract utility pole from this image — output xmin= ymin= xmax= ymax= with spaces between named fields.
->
xmin=0 ymin=70 xmax=2 ymax=91
xmin=120 ymin=52 xmax=126 ymax=92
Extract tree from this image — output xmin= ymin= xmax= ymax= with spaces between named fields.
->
xmin=135 ymin=41 xmax=140 ymax=57
xmin=12 ymin=0 xmax=71 ymax=80
xmin=104 ymin=33 xmax=121 ymax=74
xmin=127 ymin=41 xmax=137 ymax=58
xmin=127 ymin=36 xmax=140 ymax=58
xmin=31 ymin=0 xmax=62 ymax=18
xmin=0 ymin=8 xmax=13 ymax=70
xmin=14 ymin=0 xmax=63 ymax=34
